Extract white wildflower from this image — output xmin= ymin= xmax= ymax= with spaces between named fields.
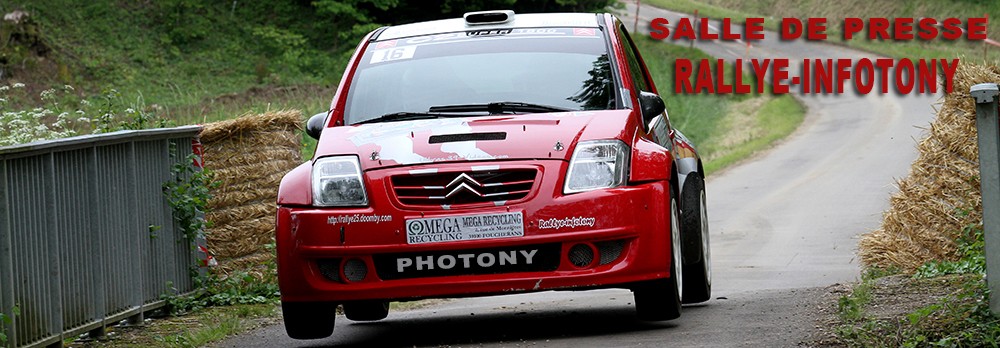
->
xmin=63 ymin=85 xmax=74 ymax=91
xmin=12 ymin=83 xmax=25 ymax=88
xmin=0 ymin=86 xmax=8 ymax=91
xmin=78 ymin=117 xmax=90 ymax=123
xmin=125 ymin=108 xmax=136 ymax=114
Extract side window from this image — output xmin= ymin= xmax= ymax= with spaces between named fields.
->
xmin=617 ymin=25 xmax=652 ymax=93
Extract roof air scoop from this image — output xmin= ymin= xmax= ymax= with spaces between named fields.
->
xmin=464 ymin=10 xmax=515 ymax=25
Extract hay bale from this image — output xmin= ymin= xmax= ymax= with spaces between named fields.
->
xmin=858 ymin=63 xmax=996 ymax=272
xmin=200 ymin=110 xmax=304 ymax=273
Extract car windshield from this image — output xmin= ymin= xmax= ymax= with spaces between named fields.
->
xmin=344 ymin=28 xmax=614 ymax=125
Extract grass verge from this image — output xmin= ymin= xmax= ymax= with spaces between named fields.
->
xmin=67 ymin=303 xmax=279 ymax=348
xmin=830 ymin=223 xmax=1000 ymax=347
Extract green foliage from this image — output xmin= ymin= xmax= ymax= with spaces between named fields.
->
xmin=915 ymin=222 xmax=986 ymax=279
xmin=163 ymin=272 xmax=279 ymax=316
xmin=836 ymin=278 xmax=1000 ymax=348
xmin=0 ymin=83 xmax=170 ymax=146
xmin=0 ymin=305 xmax=19 ymax=346
xmin=863 ymin=266 xmax=902 ymax=279
xmin=162 ymin=152 xmax=216 ymax=243
xmin=838 ymin=280 xmax=873 ymax=323
xmin=837 ymin=211 xmax=998 ymax=347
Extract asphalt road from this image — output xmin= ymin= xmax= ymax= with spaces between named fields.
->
xmin=217 ymin=4 xmax=939 ymax=347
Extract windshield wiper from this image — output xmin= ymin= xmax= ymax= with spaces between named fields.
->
xmin=354 ymin=112 xmax=451 ymax=125
xmin=428 ymin=102 xmax=572 ymax=115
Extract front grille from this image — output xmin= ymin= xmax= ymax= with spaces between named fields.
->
xmin=373 ymin=243 xmax=561 ymax=280
xmin=392 ymin=169 xmax=537 ymax=206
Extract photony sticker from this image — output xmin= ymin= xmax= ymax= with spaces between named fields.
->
xmin=537 ymin=216 xmax=596 ymax=230
xmin=396 ymin=249 xmax=538 ymax=272
xmin=328 ymin=214 xmax=393 ymax=225
xmin=406 ymin=211 xmax=524 ymax=244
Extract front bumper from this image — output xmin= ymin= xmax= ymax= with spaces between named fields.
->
xmin=277 ymin=161 xmax=673 ymax=303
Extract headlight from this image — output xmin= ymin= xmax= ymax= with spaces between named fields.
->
xmin=564 ymin=140 xmax=630 ymax=194
xmin=312 ymin=156 xmax=368 ymax=206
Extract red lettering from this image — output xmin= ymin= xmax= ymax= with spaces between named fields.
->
xmin=896 ymin=58 xmax=915 ymax=94
xmin=781 ymin=18 xmax=802 ymax=40
xmin=674 ymin=59 xmax=693 ymax=93
xmin=721 ymin=18 xmax=741 ymax=40
xmin=734 ymin=60 xmax=751 ymax=94
xmin=875 ymin=59 xmax=894 ymax=94
xmin=868 ymin=18 xmax=890 ymax=40
xmin=941 ymin=18 xmax=962 ymax=40
xmin=745 ymin=18 xmax=765 ymax=40
xmin=650 ymin=17 xmax=670 ymax=40
xmin=855 ymin=59 xmax=875 ymax=94
xmin=750 ymin=59 xmax=770 ymax=93
xmin=837 ymin=59 xmax=852 ymax=93
xmin=917 ymin=59 xmax=935 ymax=93
xmin=806 ymin=18 xmax=827 ymax=40
xmin=699 ymin=18 xmax=718 ymax=40
xmin=917 ymin=18 xmax=938 ymax=41
xmin=940 ymin=59 xmax=959 ymax=93
xmin=802 ymin=59 xmax=812 ymax=93
xmin=813 ymin=59 xmax=832 ymax=94
xmin=843 ymin=18 xmax=864 ymax=40
xmin=894 ymin=17 xmax=914 ymax=40
xmin=716 ymin=59 xmax=732 ymax=94
xmin=694 ymin=59 xmax=714 ymax=93
xmin=772 ymin=59 xmax=790 ymax=94
xmin=968 ymin=17 xmax=988 ymax=40
xmin=674 ymin=18 xmax=697 ymax=40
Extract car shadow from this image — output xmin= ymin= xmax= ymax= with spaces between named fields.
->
xmin=298 ymin=302 xmax=707 ymax=347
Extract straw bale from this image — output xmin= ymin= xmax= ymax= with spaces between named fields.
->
xmin=200 ymin=110 xmax=303 ymax=143
xmin=206 ymin=203 xmax=276 ymax=229
xmin=208 ymin=217 xmax=275 ymax=258
xmin=200 ymin=110 xmax=304 ymax=272
xmin=858 ymin=62 xmax=993 ymax=272
xmin=215 ymin=252 xmax=277 ymax=279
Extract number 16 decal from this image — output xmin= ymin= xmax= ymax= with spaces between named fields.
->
xmin=370 ymin=46 xmax=417 ymax=64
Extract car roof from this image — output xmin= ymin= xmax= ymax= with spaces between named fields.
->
xmin=376 ymin=12 xmax=602 ymax=41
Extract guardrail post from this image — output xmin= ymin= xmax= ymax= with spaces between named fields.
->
xmin=971 ymin=83 xmax=1000 ymax=316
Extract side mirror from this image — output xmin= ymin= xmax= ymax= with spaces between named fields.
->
xmin=638 ymin=91 xmax=665 ymax=125
xmin=306 ymin=112 xmax=327 ymax=140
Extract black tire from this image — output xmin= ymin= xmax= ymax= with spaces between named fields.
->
xmin=633 ymin=192 xmax=682 ymax=321
xmin=282 ymin=301 xmax=336 ymax=339
xmin=681 ymin=174 xmax=712 ymax=304
xmin=343 ymin=300 xmax=390 ymax=321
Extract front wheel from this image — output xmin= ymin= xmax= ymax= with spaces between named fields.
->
xmin=681 ymin=174 xmax=712 ymax=304
xmin=633 ymin=191 xmax=683 ymax=321
xmin=282 ymin=301 xmax=336 ymax=339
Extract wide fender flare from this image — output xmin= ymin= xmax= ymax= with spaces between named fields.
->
xmin=630 ymin=137 xmax=673 ymax=185
xmin=675 ymin=157 xmax=700 ymax=196
xmin=278 ymin=162 xmax=312 ymax=206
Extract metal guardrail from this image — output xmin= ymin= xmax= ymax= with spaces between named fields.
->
xmin=970 ymin=83 xmax=1000 ymax=316
xmin=0 ymin=126 xmax=203 ymax=348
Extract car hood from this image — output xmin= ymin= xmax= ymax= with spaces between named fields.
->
xmin=313 ymin=110 xmax=633 ymax=170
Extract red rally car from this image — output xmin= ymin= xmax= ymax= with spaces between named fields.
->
xmin=276 ymin=10 xmax=712 ymax=339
